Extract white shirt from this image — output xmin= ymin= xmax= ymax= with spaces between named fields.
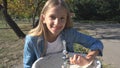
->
xmin=46 ymin=35 xmax=63 ymax=54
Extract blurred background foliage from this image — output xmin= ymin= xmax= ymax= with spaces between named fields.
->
xmin=0 ymin=0 xmax=120 ymax=22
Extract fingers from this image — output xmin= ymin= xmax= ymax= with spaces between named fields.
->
xmin=69 ymin=57 xmax=73 ymax=64
xmin=76 ymin=56 xmax=81 ymax=64
xmin=70 ymin=54 xmax=76 ymax=64
xmin=69 ymin=54 xmax=94 ymax=66
xmin=69 ymin=54 xmax=81 ymax=64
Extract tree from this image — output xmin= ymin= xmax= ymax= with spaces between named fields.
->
xmin=1 ymin=0 xmax=25 ymax=39
xmin=32 ymin=0 xmax=46 ymax=28
xmin=69 ymin=0 xmax=120 ymax=22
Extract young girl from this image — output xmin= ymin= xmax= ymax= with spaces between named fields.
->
xmin=23 ymin=0 xmax=103 ymax=68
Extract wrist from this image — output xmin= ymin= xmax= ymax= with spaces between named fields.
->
xmin=86 ymin=50 xmax=99 ymax=61
xmin=86 ymin=54 xmax=95 ymax=63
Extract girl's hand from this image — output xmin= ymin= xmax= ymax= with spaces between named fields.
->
xmin=69 ymin=54 xmax=91 ymax=66
xmin=69 ymin=50 xmax=99 ymax=66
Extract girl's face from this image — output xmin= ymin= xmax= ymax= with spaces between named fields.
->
xmin=42 ymin=6 xmax=67 ymax=36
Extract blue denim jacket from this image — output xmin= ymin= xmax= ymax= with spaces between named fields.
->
xmin=23 ymin=28 xmax=103 ymax=68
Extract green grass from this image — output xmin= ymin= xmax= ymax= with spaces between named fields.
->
xmin=74 ymin=43 xmax=89 ymax=54
xmin=0 ymin=29 xmax=18 ymax=41
xmin=102 ymin=64 xmax=113 ymax=68
xmin=0 ymin=21 xmax=30 ymax=68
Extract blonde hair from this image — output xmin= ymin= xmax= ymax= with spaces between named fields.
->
xmin=28 ymin=0 xmax=73 ymax=56
xmin=29 ymin=0 xmax=73 ymax=37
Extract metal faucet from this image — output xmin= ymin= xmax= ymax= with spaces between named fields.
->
xmin=62 ymin=49 xmax=70 ymax=68
xmin=61 ymin=40 xmax=70 ymax=68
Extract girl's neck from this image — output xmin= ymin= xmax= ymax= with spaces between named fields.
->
xmin=46 ymin=34 xmax=59 ymax=42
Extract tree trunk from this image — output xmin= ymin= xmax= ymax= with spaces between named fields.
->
xmin=2 ymin=0 xmax=26 ymax=39
xmin=32 ymin=0 xmax=44 ymax=28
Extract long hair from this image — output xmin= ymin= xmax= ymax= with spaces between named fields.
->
xmin=28 ymin=0 xmax=73 ymax=56
xmin=29 ymin=0 xmax=73 ymax=37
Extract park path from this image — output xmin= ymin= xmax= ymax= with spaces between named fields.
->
xmin=101 ymin=39 xmax=120 ymax=68
xmin=15 ymin=23 xmax=120 ymax=68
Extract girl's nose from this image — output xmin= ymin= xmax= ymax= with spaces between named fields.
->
xmin=54 ymin=18 xmax=61 ymax=25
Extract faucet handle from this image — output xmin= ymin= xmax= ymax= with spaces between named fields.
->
xmin=63 ymin=50 xmax=68 ymax=55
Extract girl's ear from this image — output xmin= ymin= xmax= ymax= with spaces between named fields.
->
xmin=40 ymin=14 xmax=45 ymax=24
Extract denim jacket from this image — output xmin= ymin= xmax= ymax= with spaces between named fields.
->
xmin=23 ymin=28 xmax=103 ymax=68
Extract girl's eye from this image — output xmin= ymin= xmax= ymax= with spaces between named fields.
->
xmin=61 ymin=17 xmax=65 ymax=21
xmin=50 ymin=15 xmax=56 ymax=20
